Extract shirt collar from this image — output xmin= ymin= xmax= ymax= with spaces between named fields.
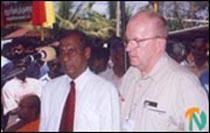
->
xmin=65 ymin=67 xmax=91 ymax=91
xmin=140 ymin=53 xmax=169 ymax=81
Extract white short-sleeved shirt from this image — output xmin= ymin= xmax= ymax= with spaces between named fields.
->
xmin=40 ymin=68 xmax=120 ymax=131
xmin=120 ymin=53 xmax=209 ymax=131
xmin=2 ymin=77 xmax=42 ymax=115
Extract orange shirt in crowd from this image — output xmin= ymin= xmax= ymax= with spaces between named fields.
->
xmin=16 ymin=119 xmax=40 ymax=132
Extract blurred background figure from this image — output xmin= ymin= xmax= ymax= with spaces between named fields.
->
xmin=166 ymin=41 xmax=188 ymax=65
xmin=89 ymin=36 xmax=128 ymax=90
xmin=5 ymin=94 xmax=41 ymax=132
xmin=39 ymin=58 xmax=64 ymax=87
xmin=89 ymin=43 xmax=110 ymax=74
xmin=88 ymin=37 xmax=112 ymax=79
xmin=167 ymin=38 xmax=209 ymax=97
xmin=1 ymin=62 xmax=42 ymax=130
xmin=190 ymin=38 xmax=209 ymax=97
xmin=106 ymin=36 xmax=128 ymax=89
xmin=47 ymin=58 xmax=64 ymax=79
xmin=189 ymin=38 xmax=209 ymax=76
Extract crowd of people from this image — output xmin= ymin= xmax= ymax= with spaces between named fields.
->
xmin=1 ymin=11 xmax=209 ymax=132
xmin=167 ymin=38 xmax=209 ymax=96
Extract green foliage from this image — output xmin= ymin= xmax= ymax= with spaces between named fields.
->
xmin=167 ymin=19 xmax=183 ymax=31
xmin=108 ymin=1 xmax=117 ymax=19
xmin=58 ymin=1 xmax=73 ymax=20
xmin=56 ymin=2 xmax=116 ymax=39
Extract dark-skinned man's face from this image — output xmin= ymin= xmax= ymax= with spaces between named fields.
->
xmin=59 ymin=34 xmax=90 ymax=79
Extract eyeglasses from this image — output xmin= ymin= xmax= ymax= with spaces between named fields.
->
xmin=124 ymin=36 xmax=166 ymax=48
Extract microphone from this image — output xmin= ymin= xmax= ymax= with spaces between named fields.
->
xmin=1 ymin=47 xmax=56 ymax=82
xmin=24 ymin=46 xmax=56 ymax=63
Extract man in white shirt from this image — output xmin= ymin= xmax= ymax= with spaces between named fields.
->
xmin=1 ymin=68 xmax=42 ymax=129
xmin=39 ymin=30 xmax=120 ymax=131
xmin=120 ymin=11 xmax=209 ymax=131
xmin=88 ymin=44 xmax=121 ymax=90
xmin=2 ymin=69 xmax=42 ymax=116
xmin=106 ymin=36 xmax=128 ymax=89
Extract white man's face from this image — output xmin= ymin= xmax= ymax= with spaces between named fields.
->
xmin=125 ymin=21 xmax=158 ymax=71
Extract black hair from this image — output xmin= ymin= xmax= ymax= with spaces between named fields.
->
xmin=107 ymin=36 xmax=125 ymax=52
xmin=90 ymin=47 xmax=110 ymax=63
xmin=59 ymin=29 xmax=90 ymax=50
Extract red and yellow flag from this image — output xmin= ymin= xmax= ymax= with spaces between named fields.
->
xmin=32 ymin=1 xmax=55 ymax=28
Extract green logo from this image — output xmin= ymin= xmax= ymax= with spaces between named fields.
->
xmin=185 ymin=107 xmax=207 ymax=131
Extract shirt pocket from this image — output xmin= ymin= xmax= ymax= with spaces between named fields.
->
xmin=75 ymin=109 xmax=100 ymax=131
xmin=144 ymin=106 xmax=170 ymax=130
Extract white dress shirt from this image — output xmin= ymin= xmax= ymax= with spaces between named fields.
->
xmin=40 ymin=68 xmax=120 ymax=131
xmin=39 ymin=73 xmax=51 ymax=88
xmin=1 ymin=77 xmax=42 ymax=115
xmin=120 ymin=53 xmax=209 ymax=131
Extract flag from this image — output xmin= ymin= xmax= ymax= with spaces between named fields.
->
xmin=32 ymin=1 xmax=46 ymax=26
xmin=43 ymin=1 xmax=56 ymax=28
xmin=32 ymin=1 xmax=55 ymax=28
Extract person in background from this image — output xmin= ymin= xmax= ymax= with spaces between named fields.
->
xmin=5 ymin=94 xmax=41 ymax=132
xmin=106 ymin=36 xmax=128 ymax=89
xmin=1 ymin=62 xmax=42 ymax=128
xmin=89 ymin=44 xmax=110 ymax=74
xmin=47 ymin=58 xmax=64 ymax=79
xmin=184 ymin=38 xmax=209 ymax=97
xmin=39 ymin=58 xmax=65 ymax=87
xmin=191 ymin=38 xmax=209 ymax=97
xmin=166 ymin=41 xmax=188 ymax=65
xmin=190 ymin=38 xmax=209 ymax=77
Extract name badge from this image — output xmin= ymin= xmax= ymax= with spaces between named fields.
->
xmin=144 ymin=100 xmax=166 ymax=114
xmin=144 ymin=100 xmax=158 ymax=108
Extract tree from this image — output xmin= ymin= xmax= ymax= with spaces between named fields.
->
xmin=108 ymin=1 xmax=117 ymax=20
xmin=58 ymin=1 xmax=73 ymax=20
xmin=158 ymin=1 xmax=209 ymax=31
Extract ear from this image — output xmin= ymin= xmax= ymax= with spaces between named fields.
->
xmin=84 ymin=47 xmax=91 ymax=60
xmin=156 ymin=38 xmax=166 ymax=53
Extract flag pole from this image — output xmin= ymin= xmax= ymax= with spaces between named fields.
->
xmin=41 ymin=26 xmax=45 ymax=41
xmin=154 ymin=1 xmax=158 ymax=13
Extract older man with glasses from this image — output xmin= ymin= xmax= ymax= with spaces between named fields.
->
xmin=119 ymin=11 xmax=209 ymax=131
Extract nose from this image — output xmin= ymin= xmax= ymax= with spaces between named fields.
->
xmin=60 ymin=52 xmax=69 ymax=62
xmin=62 ymin=55 xmax=69 ymax=63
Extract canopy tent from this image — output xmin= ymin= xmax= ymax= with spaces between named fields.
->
xmin=168 ymin=25 xmax=209 ymax=43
